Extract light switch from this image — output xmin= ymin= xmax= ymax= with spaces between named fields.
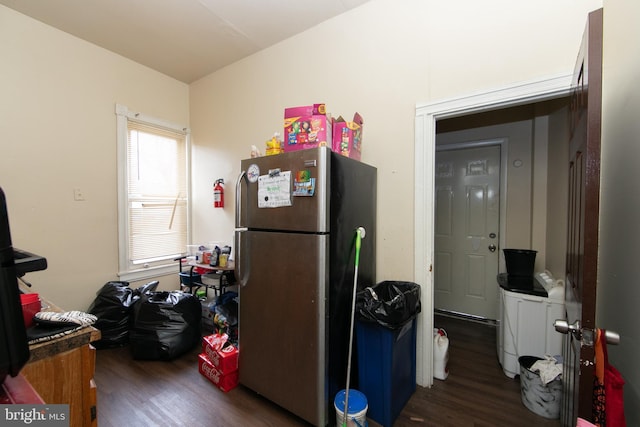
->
xmin=73 ymin=188 xmax=85 ymax=201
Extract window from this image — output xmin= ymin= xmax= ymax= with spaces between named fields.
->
xmin=116 ymin=104 xmax=190 ymax=281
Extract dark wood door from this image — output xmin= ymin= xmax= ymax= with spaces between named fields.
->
xmin=562 ymin=8 xmax=603 ymax=426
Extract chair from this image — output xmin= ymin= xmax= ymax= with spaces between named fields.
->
xmin=175 ymin=256 xmax=235 ymax=300
xmin=175 ymin=256 xmax=204 ymax=295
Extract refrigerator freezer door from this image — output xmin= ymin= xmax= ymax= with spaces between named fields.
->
xmin=238 ymin=230 xmax=328 ymax=426
xmin=239 ymin=147 xmax=330 ymax=233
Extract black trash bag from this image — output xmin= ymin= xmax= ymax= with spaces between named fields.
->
xmin=213 ymin=292 xmax=238 ymax=327
xmin=356 ymin=281 xmax=421 ymax=330
xmin=88 ymin=281 xmax=158 ymax=349
xmin=212 ymin=291 xmax=238 ymax=343
xmin=130 ymin=290 xmax=202 ymax=360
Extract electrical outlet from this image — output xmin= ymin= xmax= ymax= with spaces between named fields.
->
xmin=73 ymin=188 xmax=85 ymax=201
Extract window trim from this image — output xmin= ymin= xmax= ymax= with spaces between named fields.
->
xmin=115 ymin=104 xmax=191 ymax=281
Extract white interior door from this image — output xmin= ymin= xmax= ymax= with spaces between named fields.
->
xmin=434 ymin=144 xmax=500 ymax=319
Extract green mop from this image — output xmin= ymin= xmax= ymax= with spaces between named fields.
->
xmin=341 ymin=226 xmax=366 ymax=427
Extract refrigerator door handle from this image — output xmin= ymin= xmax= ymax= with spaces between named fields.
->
xmin=235 ymin=170 xmax=246 ymax=229
xmin=235 ymin=170 xmax=248 ymax=286
xmin=234 ymin=227 xmax=248 ymax=287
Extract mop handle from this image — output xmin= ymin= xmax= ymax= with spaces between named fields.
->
xmin=344 ymin=227 xmax=364 ymax=427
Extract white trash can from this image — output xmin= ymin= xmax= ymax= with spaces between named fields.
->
xmin=519 ymin=356 xmax=562 ymax=419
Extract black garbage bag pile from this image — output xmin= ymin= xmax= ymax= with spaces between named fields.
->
xmin=87 ymin=280 xmax=158 ymax=349
xmin=130 ymin=290 xmax=201 ymax=360
xmin=356 ymin=280 xmax=421 ymax=329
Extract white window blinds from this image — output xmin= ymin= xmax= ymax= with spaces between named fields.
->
xmin=127 ymin=121 xmax=188 ymax=263
xmin=116 ymin=104 xmax=190 ymax=280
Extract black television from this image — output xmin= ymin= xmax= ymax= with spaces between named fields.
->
xmin=0 ymin=187 xmax=47 ymax=384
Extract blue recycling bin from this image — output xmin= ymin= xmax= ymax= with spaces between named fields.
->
xmin=355 ymin=317 xmax=417 ymax=427
xmin=355 ymin=281 xmax=420 ymax=427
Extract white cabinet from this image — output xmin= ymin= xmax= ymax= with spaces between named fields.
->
xmin=497 ymin=287 xmax=564 ymax=378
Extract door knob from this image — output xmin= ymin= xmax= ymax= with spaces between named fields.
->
xmin=554 ymin=319 xmax=579 ymax=334
xmin=488 ymin=244 xmax=496 ymax=252
xmin=555 ymin=319 xmax=621 ymax=345
xmin=554 ymin=319 xmax=583 ymax=340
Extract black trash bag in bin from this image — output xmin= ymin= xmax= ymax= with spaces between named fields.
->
xmin=356 ymin=281 xmax=421 ymax=329
xmin=130 ymin=290 xmax=202 ymax=360
xmin=87 ymin=280 xmax=159 ymax=349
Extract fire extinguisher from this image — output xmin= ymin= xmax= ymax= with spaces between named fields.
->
xmin=213 ymin=179 xmax=224 ymax=208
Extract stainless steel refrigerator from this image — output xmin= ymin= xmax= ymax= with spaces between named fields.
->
xmin=234 ymin=147 xmax=376 ymax=426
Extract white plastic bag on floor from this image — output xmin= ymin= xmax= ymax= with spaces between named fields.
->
xmin=434 ymin=328 xmax=449 ymax=380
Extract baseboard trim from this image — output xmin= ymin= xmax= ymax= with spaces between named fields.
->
xmin=435 ymin=308 xmax=497 ymax=327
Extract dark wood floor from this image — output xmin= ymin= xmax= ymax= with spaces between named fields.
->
xmin=94 ymin=314 xmax=561 ymax=427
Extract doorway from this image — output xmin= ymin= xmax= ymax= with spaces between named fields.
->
xmin=414 ymin=75 xmax=572 ymax=387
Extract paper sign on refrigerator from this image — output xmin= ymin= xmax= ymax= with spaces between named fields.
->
xmin=257 ymin=171 xmax=292 ymax=208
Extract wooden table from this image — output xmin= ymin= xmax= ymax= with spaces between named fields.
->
xmin=187 ymin=259 xmax=235 ymax=273
xmin=20 ymin=297 xmax=101 ymax=427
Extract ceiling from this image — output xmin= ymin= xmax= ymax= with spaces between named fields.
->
xmin=1 ymin=0 xmax=371 ymax=83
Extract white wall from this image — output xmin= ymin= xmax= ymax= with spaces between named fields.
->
xmin=600 ymin=0 xmax=640 ymax=424
xmin=0 ymin=5 xmax=190 ymax=310
xmin=190 ymin=0 xmax=602 ymax=286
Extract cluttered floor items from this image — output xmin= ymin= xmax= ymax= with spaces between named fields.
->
xmin=87 ymin=279 xmax=239 ymax=392
xmin=197 ymin=290 xmax=239 ymax=392
xmin=88 ymin=280 xmax=202 ymax=359
xmin=93 ymin=310 xmax=565 ymax=427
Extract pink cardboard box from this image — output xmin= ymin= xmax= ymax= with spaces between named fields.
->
xmin=332 ymin=112 xmax=363 ymax=161
xmin=198 ymin=353 xmax=239 ymax=392
xmin=284 ymin=104 xmax=332 ymax=152
xmin=202 ymin=335 xmax=239 ymax=374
